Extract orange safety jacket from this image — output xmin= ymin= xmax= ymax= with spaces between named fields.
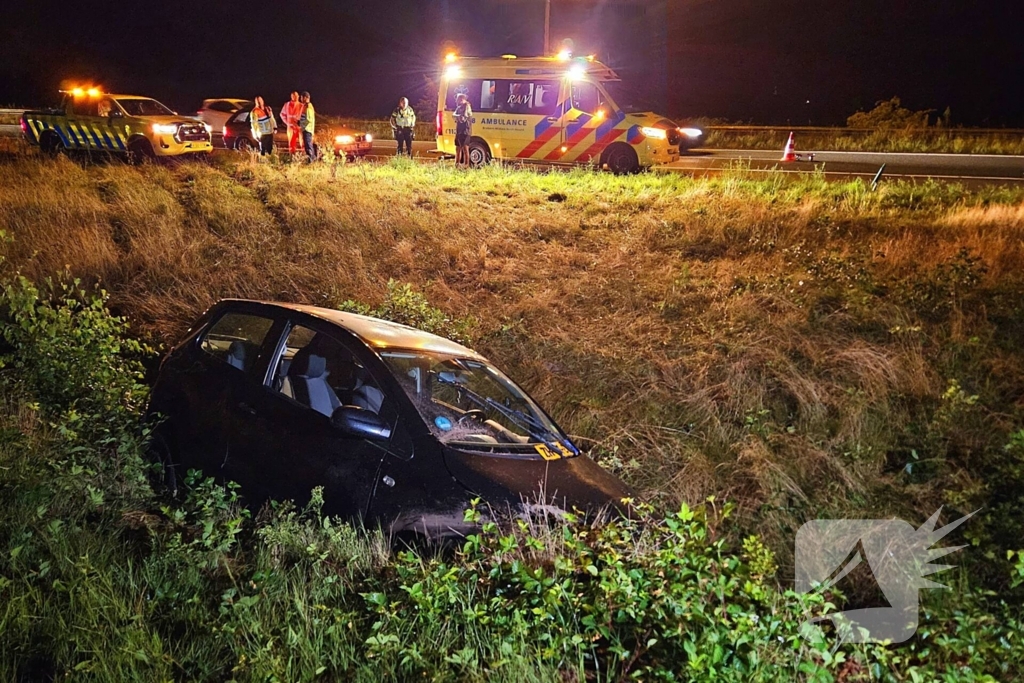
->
xmin=280 ymin=101 xmax=303 ymax=128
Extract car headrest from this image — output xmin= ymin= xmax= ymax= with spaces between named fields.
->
xmin=291 ymin=351 xmax=327 ymax=379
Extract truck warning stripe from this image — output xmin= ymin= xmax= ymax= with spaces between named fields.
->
xmin=86 ymin=125 xmax=104 ymax=148
xmin=53 ymin=124 xmax=71 ymax=148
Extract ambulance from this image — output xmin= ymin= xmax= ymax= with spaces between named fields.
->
xmin=436 ymin=53 xmax=702 ymax=173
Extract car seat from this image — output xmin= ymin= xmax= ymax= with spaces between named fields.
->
xmin=226 ymin=341 xmax=247 ymax=371
xmin=287 ymin=348 xmax=341 ymax=417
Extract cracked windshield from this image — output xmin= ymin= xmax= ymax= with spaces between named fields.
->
xmin=380 ymin=351 xmax=575 ymax=455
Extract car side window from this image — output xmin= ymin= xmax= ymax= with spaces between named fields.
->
xmin=570 ymin=82 xmax=603 ymax=115
xmin=200 ymin=312 xmax=275 ymax=373
xmin=270 ymin=325 xmax=386 ymax=418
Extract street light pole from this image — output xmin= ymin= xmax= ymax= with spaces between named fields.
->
xmin=544 ymin=0 xmax=551 ymax=55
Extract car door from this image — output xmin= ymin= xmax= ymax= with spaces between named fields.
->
xmin=180 ymin=309 xmax=279 ymax=482
xmin=557 ymin=79 xmax=605 ymax=163
xmin=226 ymin=319 xmax=397 ymax=518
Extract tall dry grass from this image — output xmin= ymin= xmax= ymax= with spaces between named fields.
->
xmin=3 ymin=154 xmax=1023 ymax=571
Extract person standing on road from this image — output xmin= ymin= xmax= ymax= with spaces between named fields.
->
xmin=280 ymin=91 xmax=303 ymax=155
xmin=390 ymin=97 xmax=416 ymax=157
xmin=453 ymin=93 xmax=473 ymax=168
xmin=250 ymin=97 xmax=277 ymax=156
xmin=298 ymin=91 xmax=317 ymax=163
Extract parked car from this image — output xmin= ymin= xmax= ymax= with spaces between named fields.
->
xmin=196 ymin=98 xmax=251 ymax=142
xmin=222 ymin=109 xmax=373 ymax=159
xmin=148 ymin=300 xmax=630 ymax=539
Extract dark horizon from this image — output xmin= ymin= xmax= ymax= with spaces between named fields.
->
xmin=1 ymin=0 xmax=1022 ymax=127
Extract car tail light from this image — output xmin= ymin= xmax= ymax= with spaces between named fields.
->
xmin=20 ymin=118 xmax=27 ymax=133
xmin=436 ymin=110 xmax=442 ymax=136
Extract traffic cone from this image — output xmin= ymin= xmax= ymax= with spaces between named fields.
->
xmin=780 ymin=131 xmax=797 ymax=162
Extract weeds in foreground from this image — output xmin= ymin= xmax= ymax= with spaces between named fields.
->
xmin=0 ymin=265 xmax=1023 ymax=680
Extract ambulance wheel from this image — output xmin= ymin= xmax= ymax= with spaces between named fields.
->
xmin=234 ymin=137 xmax=256 ymax=153
xmin=603 ymin=144 xmax=639 ymax=175
xmin=127 ymin=138 xmax=155 ymax=164
xmin=469 ymin=139 xmax=491 ymax=167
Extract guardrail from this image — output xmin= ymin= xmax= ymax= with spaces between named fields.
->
xmin=701 ymin=125 xmax=1024 ymax=155
xmin=704 ymin=125 xmax=1024 ymax=135
xmin=0 ymin=108 xmax=25 ymax=124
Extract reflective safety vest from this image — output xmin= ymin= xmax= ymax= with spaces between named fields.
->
xmin=251 ymin=107 xmax=276 ymax=137
xmin=299 ymin=103 xmax=315 ymax=133
xmin=391 ymin=105 xmax=416 ymax=128
xmin=280 ymin=100 xmax=302 ymax=127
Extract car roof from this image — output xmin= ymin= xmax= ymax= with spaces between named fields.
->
xmin=202 ymin=98 xmax=250 ymax=105
xmin=222 ymin=299 xmax=484 ymax=359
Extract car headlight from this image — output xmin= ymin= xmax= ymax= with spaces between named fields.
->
xmin=151 ymin=123 xmax=179 ymax=135
xmin=640 ymin=126 xmax=668 ymax=140
xmin=678 ymin=127 xmax=703 ymax=138
xmin=204 ymin=123 xmax=212 ymax=134
xmin=336 ymin=135 xmax=355 ymax=144
xmin=365 ymin=133 xmax=372 ymax=143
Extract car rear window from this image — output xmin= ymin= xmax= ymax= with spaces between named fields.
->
xmin=200 ymin=312 xmax=275 ymax=373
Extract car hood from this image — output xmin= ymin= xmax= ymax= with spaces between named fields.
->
xmin=622 ymin=111 xmax=679 ymax=130
xmin=137 ymin=115 xmax=207 ymax=126
xmin=442 ymin=447 xmax=632 ymax=513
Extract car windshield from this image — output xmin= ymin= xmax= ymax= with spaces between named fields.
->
xmin=380 ymin=350 xmax=578 ymax=457
xmin=115 ymin=98 xmax=175 ymax=117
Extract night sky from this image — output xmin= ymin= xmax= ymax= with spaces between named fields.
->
xmin=1 ymin=0 xmax=1022 ymax=126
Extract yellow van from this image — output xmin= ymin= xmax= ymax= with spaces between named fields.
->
xmin=435 ymin=54 xmax=701 ymax=173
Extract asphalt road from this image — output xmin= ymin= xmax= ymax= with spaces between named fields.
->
xmin=670 ymin=148 xmax=1024 ymax=184
xmin=5 ymin=127 xmax=1023 ymax=185
xmin=373 ymin=140 xmax=1024 ymax=184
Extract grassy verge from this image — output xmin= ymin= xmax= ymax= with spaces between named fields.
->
xmin=1 ymin=155 xmax=1024 ymax=677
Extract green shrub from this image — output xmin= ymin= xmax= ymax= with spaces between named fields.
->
xmin=338 ymin=278 xmax=474 ymax=345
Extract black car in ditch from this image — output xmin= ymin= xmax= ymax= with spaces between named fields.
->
xmin=148 ymin=300 xmax=630 ymax=538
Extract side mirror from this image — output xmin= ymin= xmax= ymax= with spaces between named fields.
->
xmin=108 ymin=111 xmax=123 ymax=119
xmin=331 ymin=406 xmax=391 ymax=441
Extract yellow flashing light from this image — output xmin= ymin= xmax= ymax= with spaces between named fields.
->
xmin=568 ymin=63 xmax=586 ymax=80
xmin=336 ymin=135 xmax=355 ymax=144
xmin=87 ymin=87 xmax=100 ymax=97
xmin=444 ymin=52 xmax=458 ymax=63
xmin=560 ymin=145 xmax=568 ymax=153
xmin=556 ymin=49 xmax=572 ymax=60
xmin=444 ymin=65 xmax=461 ymax=80
xmin=587 ymin=54 xmax=596 ymax=62
xmin=594 ymin=109 xmax=605 ymax=120
xmin=501 ymin=54 xmax=517 ymax=60
xmin=71 ymin=87 xmax=85 ymax=97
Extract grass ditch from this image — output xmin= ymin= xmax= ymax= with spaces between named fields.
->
xmin=2 ymin=156 xmax=1024 ymax=678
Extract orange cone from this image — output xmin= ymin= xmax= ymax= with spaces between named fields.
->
xmin=780 ymin=131 xmax=797 ymax=162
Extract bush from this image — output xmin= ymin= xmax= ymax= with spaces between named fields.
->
xmin=338 ymin=278 xmax=474 ymax=345
xmin=847 ymin=97 xmax=933 ymax=129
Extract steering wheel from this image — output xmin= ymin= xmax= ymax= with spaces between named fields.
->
xmin=457 ymin=409 xmax=487 ymax=424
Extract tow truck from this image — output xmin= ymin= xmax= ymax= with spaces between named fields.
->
xmin=21 ymin=87 xmax=213 ymax=160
